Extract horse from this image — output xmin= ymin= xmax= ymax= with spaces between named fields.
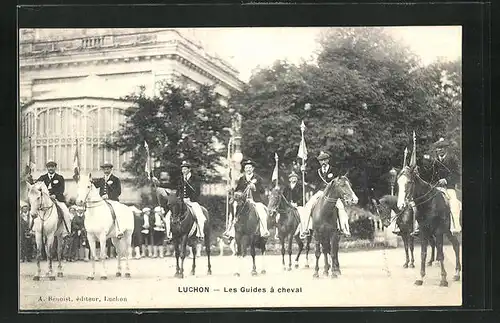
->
xmin=26 ymin=181 xmax=71 ymax=281
xmin=311 ymin=175 xmax=358 ymax=279
xmin=232 ymin=191 xmax=269 ymax=276
xmin=397 ymin=166 xmax=461 ymax=286
xmin=163 ymin=193 xmax=212 ymax=278
xmin=75 ymin=173 xmax=134 ymax=280
xmin=267 ymin=186 xmax=312 ymax=271
xmin=371 ymin=195 xmax=440 ymax=269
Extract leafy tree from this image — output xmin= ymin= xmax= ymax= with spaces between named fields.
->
xmin=106 ymin=80 xmax=232 ymax=187
xmin=231 ymin=27 xmax=461 ymax=205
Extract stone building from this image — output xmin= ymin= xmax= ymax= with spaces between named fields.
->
xmin=19 ymin=28 xmax=244 ymax=203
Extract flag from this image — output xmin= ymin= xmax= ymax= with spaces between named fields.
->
xmin=271 ymin=153 xmax=279 ymax=185
xmin=144 ymin=141 xmax=151 ymax=180
xmin=297 ymin=121 xmax=308 ymax=160
xmin=409 ymin=131 xmax=417 ymax=167
xmin=72 ymin=139 xmax=80 ymax=182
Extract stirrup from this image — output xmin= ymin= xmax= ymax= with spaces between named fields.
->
xmin=410 ymin=229 xmax=419 ymax=237
xmin=116 ymin=232 xmax=124 ymax=239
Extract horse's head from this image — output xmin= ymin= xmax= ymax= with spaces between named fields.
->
xmin=372 ymin=196 xmax=396 ymax=227
xmin=267 ymin=186 xmax=283 ymax=218
xmin=324 ymin=174 xmax=358 ymax=206
xmin=396 ymin=166 xmax=416 ymax=209
xmin=75 ymin=173 xmax=100 ymax=206
xmin=26 ymin=181 xmax=50 ymax=218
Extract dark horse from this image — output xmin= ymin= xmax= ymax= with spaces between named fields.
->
xmin=163 ymin=193 xmax=212 ymax=278
xmin=311 ymin=176 xmax=358 ymax=278
xmin=372 ymin=195 xmax=438 ymax=269
xmin=397 ymin=166 xmax=461 ymax=286
xmin=267 ymin=186 xmax=312 ymax=271
xmin=232 ymin=191 xmax=268 ymax=276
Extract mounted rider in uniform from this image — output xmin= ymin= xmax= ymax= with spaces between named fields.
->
xmin=299 ymin=151 xmax=351 ymax=237
xmin=176 ymin=161 xmax=206 ymax=240
xmin=282 ymin=171 xmax=307 ymax=239
xmin=34 ymin=160 xmax=71 ymax=237
xmin=419 ymin=138 xmax=462 ymax=235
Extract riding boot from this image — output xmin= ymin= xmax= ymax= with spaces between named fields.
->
xmin=134 ymin=246 xmax=141 ymax=259
xmin=410 ymin=214 xmax=420 ymax=236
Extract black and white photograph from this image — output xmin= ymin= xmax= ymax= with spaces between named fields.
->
xmin=18 ymin=26 xmax=462 ymax=309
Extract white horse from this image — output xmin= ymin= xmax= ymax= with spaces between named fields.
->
xmin=26 ymin=181 xmax=71 ymax=280
xmin=76 ymin=173 xmax=134 ymax=280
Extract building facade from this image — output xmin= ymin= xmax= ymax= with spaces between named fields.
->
xmin=20 ymin=28 xmax=244 ymax=203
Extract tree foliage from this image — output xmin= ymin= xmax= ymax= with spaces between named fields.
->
xmin=106 ymin=80 xmax=232 ymax=186
xmin=231 ymin=27 xmax=462 ymax=204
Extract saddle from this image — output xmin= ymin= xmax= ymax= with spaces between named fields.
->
xmin=50 ymin=198 xmax=70 ymax=235
xmin=103 ymin=200 xmax=122 ymax=238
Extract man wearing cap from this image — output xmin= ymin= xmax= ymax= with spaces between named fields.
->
xmin=233 ymin=159 xmax=270 ymax=238
xmin=176 ymin=161 xmax=206 ymax=240
xmin=283 ymin=171 xmax=303 ymax=207
xmin=93 ymin=162 xmax=122 ymax=202
xmin=420 ymin=138 xmax=462 ymax=235
xmin=36 ymin=161 xmax=71 ymax=236
xmin=301 ymin=151 xmax=351 ymax=237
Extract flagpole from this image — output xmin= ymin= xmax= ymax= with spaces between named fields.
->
xmin=300 ymin=121 xmax=306 ymax=206
xmin=226 ymin=137 xmax=233 ymax=231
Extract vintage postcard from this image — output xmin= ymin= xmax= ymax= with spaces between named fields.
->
xmin=19 ymin=26 xmax=462 ymax=310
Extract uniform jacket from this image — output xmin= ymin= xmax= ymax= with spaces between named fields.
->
xmin=312 ymin=165 xmax=337 ymax=193
xmin=177 ymin=173 xmax=201 ymax=203
xmin=235 ymin=173 xmax=265 ymax=203
xmin=92 ymin=174 xmax=121 ymax=201
xmin=420 ymin=154 xmax=460 ymax=189
xmin=37 ymin=173 xmax=66 ymax=202
xmin=71 ymin=215 xmax=85 ymax=234
xmin=283 ymin=183 xmax=304 ymax=206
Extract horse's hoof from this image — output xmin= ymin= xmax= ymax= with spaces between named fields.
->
xmin=179 ymin=274 xmax=184 ymax=279
xmin=313 ymin=272 xmax=319 ymax=279
xmin=427 ymin=261 xmax=433 ymax=266
xmin=323 ymin=271 xmax=329 ymax=277
xmin=207 ymin=270 xmax=212 ymax=276
xmin=234 ymin=273 xmax=240 ymax=277
xmin=410 ymin=263 xmax=415 ymax=268
xmin=334 ymin=270 xmax=341 ymax=276
xmin=100 ymin=276 xmax=107 ymax=280
xmin=403 ymin=263 xmax=409 ymax=268
xmin=331 ymin=273 xmax=338 ymax=279
xmin=190 ymin=271 xmax=195 ymax=276
xmin=294 ymin=264 xmax=299 ymax=269
xmin=440 ymin=280 xmax=449 ymax=287
xmin=434 ymin=262 xmax=440 ymax=267
xmin=453 ymin=275 xmax=460 ymax=281
xmin=251 ymin=270 xmax=258 ymax=276
xmin=287 ymin=267 xmax=292 ymax=272
xmin=57 ymin=272 xmax=63 ymax=278
xmin=49 ymin=276 xmax=56 ymax=281
xmin=304 ymin=264 xmax=310 ymax=269
xmin=261 ymin=270 xmax=266 ymax=275
xmin=125 ymin=273 xmax=131 ymax=278
xmin=116 ymin=272 xmax=122 ymax=277
xmin=87 ymin=276 xmax=94 ymax=281
xmin=33 ymin=276 xmax=40 ymax=281
xmin=414 ymin=280 xmax=423 ymax=286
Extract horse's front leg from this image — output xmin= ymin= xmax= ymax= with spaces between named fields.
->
xmin=111 ymin=238 xmax=122 ymax=277
xmin=402 ymin=233 xmax=410 ymax=268
xmin=280 ymin=235 xmax=286 ymax=270
xmin=294 ymin=234 xmax=304 ymax=269
xmin=174 ymin=240 xmax=181 ymax=278
xmin=250 ymin=236 xmax=258 ymax=276
xmin=33 ymin=231 xmax=42 ymax=281
xmin=99 ymin=234 xmax=108 ymax=280
xmin=409 ymin=235 xmax=415 ymax=268
xmin=179 ymin=235 xmax=188 ymax=279
xmin=190 ymin=243 xmax=196 ymax=276
xmin=313 ymin=232 xmax=321 ymax=278
xmin=331 ymin=232 xmax=341 ymax=277
xmin=435 ymin=233 xmax=448 ymax=287
xmin=56 ymin=234 xmax=64 ymax=277
xmin=45 ymin=234 xmax=55 ymax=280
xmin=445 ymin=231 xmax=461 ymax=281
xmin=428 ymin=236 xmax=436 ymax=266
xmin=305 ymin=234 xmax=312 ymax=268
xmin=415 ymin=232 xmax=428 ymax=286
xmin=86 ymin=234 xmax=97 ymax=280
xmin=287 ymin=233 xmax=293 ymax=271
xmin=204 ymin=234 xmax=212 ymax=275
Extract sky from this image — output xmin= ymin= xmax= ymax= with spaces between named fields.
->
xmin=185 ymin=26 xmax=462 ymax=82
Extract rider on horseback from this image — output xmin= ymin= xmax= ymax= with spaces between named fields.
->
xmin=419 ymin=137 xmax=462 ymax=235
xmin=300 ymin=151 xmax=351 ymax=237
xmin=282 ymin=171 xmax=304 ymax=239
xmin=177 ymin=161 xmax=206 ymax=240
xmin=224 ymin=159 xmax=270 ymax=238
xmin=33 ymin=160 xmax=71 ymax=237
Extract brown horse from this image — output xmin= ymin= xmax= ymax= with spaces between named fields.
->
xmin=232 ymin=191 xmax=269 ymax=276
xmin=164 ymin=194 xmax=212 ymax=278
xmin=311 ymin=176 xmax=358 ymax=278
xmin=397 ymin=166 xmax=461 ymax=286
xmin=267 ymin=187 xmax=312 ymax=271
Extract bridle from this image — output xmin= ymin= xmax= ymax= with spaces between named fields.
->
xmin=79 ymin=181 xmax=105 ymax=211
xmin=323 ymin=177 xmax=353 ymax=205
xmin=398 ymin=167 xmax=441 ymax=210
xmin=31 ymin=186 xmax=55 ymax=222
